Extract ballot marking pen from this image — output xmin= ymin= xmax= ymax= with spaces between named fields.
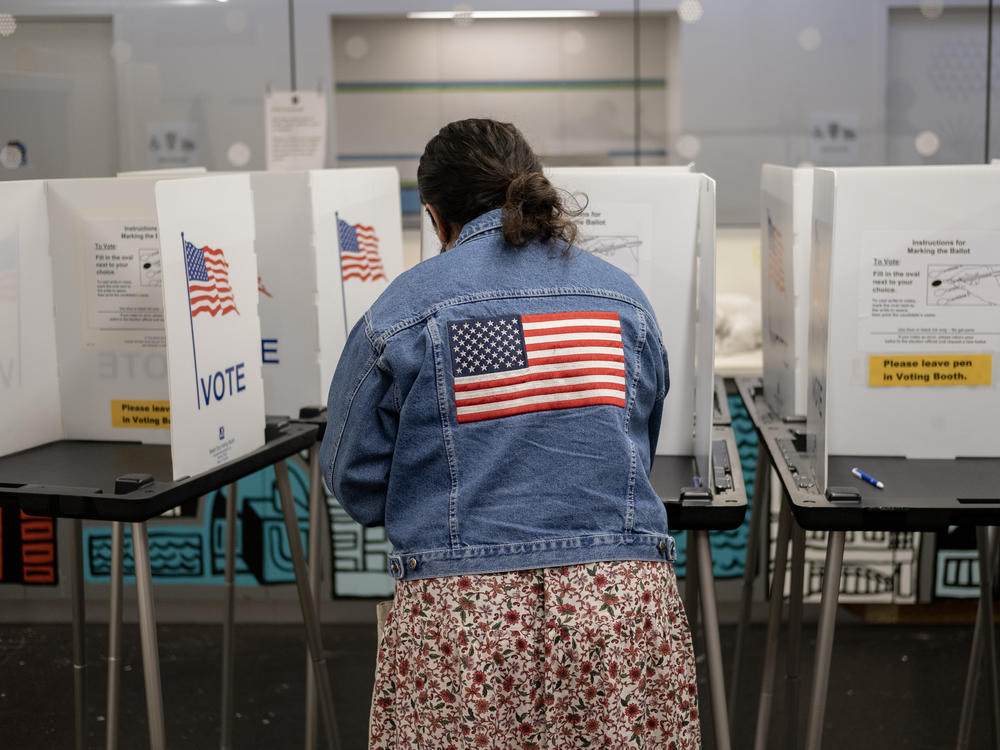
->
xmin=851 ymin=467 xmax=884 ymax=489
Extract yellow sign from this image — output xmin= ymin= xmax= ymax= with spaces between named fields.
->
xmin=869 ymin=354 xmax=992 ymax=387
xmin=111 ymin=399 xmax=171 ymax=428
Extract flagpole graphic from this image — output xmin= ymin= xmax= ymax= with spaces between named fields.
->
xmin=334 ymin=212 xmax=350 ymax=339
xmin=181 ymin=232 xmax=201 ymax=410
xmin=182 ymin=232 xmax=240 ymax=411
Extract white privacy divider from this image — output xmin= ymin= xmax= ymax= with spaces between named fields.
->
xmin=1 ymin=173 xmax=267 ymax=480
xmin=760 ymin=164 xmax=814 ymax=419
xmin=45 ymin=177 xmax=172 ymax=444
xmin=0 ymin=181 xmax=62 ymax=456
xmin=155 ymin=174 xmax=266 ymax=480
xmin=807 ymin=165 xmax=1000 ymax=491
xmin=249 ymin=167 xmax=404 ymax=418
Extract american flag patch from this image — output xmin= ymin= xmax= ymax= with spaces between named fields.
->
xmin=448 ymin=312 xmax=627 ymax=423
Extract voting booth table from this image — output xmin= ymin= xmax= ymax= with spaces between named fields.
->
xmin=250 ymin=166 xmax=403 ymax=750
xmin=732 ymin=165 xmax=1000 ymax=750
xmin=0 ymin=173 xmax=336 ymax=750
xmin=423 ymin=166 xmax=748 ymax=749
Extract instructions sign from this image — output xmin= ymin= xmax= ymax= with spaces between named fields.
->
xmin=868 ymin=354 xmax=992 ymax=387
xmin=265 ymin=91 xmax=327 ymax=171
xmin=110 ymin=399 xmax=171 ymax=428
xmin=576 ymin=202 xmax=652 ymax=278
xmin=859 ymin=230 xmax=1000 ymax=349
xmin=80 ymin=218 xmax=165 ymax=350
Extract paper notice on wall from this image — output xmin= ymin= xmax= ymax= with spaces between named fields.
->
xmin=265 ymin=91 xmax=327 ymax=171
xmin=859 ymin=230 xmax=1000 ymax=350
xmin=576 ymin=202 xmax=652 ymax=278
xmin=79 ymin=218 xmax=166 ymax=351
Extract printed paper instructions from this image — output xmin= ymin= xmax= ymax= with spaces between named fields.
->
xmin=576 ymin=202 xmax=652 ymax=278
xmin=80 ymin=217 xmax=165 ymax=350
xmin=860 ymin=230 xmax=1000 ymax=349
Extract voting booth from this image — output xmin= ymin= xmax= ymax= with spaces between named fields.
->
xmin=760 ymin=164 xmax=814 ymax=419
xmin=249 ymin=167 xmax=403 ymax=418
xmin=807 ymin=165 xmax=1000 ymax=491
xmin=420 ymin=166 xmax=717 ymax=479
xmin=0 ymin=175 xmax=266 ymax=480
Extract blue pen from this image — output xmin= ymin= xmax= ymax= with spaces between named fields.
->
xmin=851 ymin=467 xmax=884 ymax=489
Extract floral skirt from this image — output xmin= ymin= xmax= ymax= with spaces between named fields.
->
xmin=369 ymin=561 xmax=701 ymax=749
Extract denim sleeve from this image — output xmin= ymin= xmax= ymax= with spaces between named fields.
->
xmin=647 ymin=338 xmax=670 ymax=456
xmin=319 ymin=315 xmax=398 ymax=527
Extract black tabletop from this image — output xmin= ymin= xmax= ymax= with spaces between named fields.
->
xmin=736 ymin=377 xmax=1000 ymax=531
xmin=653 ymin=427 xmax=748 ymax=531
xmin=0 ymin=421 xmax=318 ymax=522
xmin=286 ymin=405 xmax=747 ymax=532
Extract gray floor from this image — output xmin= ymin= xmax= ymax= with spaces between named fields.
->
xmin=0 ymin=620 xmax=995 ymax=749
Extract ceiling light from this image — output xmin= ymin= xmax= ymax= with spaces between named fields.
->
xmin=407 ymin=10 xmax=600 ymax=20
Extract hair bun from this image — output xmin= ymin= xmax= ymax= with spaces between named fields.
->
xmin=502 ymin=171 xmax=564 ymax=247
xmin=505 ymin=171 xmax=549 ymax=206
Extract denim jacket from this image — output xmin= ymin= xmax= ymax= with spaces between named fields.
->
xmin=320 ymin=209 xmax=676 ymax=580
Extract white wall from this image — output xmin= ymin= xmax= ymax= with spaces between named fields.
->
xmin=330 ymin=15 xmax=670 ymax=189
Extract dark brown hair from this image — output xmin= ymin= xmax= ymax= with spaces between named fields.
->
xmin=417 ymin=119 xmax=581 ymax=250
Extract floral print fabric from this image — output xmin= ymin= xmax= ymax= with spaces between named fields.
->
xmin=370 ymin=561 xmax=700 ymax=749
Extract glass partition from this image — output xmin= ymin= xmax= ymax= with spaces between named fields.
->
xmin=1 ymin=1 xmax=996 ymax=224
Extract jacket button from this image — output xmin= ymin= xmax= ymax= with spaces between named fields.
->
xmin=407 ymin=558 xmax=418 ymax=571
xmin=658 ymin=540 xmax=667 ymax=553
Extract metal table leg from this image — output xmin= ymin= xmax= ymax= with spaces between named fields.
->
xmin=976 ymin=526 xmax=1000 ymax=749
xmin=220 ymin=483 xmax=238 ymax=750
xmin=693 ymin=530 xmax=732 ymax=750
xmin=752 ymin=498 xmax=792 ymax=750
xmin=957 ymin=526 xmax=1000 ymax=750
xmin=274 ymin=460 xmax=341 ymax=750
xmin=957 ymin=577 xmax=987 ymax=750
xmin=729 ymin=441 xmax=770 ymax=717
xmin=786 ymin=522 xmax=806 ymax=750
xmin=106 ymin=522 xmax=124 ymax=750
xmin=131 ymin=522 xmax=166 ymax=750
xmin=70 ymin=519 xmax=86 ymax=750
xmin=304 ymin=445 xmax=323 ymax=750
xmin=686 ymin=530 xmax=701 ymax=643
xmin=804 ymin=530 xmax=846 ymax=750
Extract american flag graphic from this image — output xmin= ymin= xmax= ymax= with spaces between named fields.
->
xmin=337 ymin=218 xmax=386 ymax=282
xmin=183 ymin=235 xmax=239 ymax=317
xmin=766 ymin=212 xmax=786 ymax=294
xmin=448 ymin=312 xmax=627 ymax=423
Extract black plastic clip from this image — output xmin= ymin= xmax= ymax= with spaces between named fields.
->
xmin=825 ymin=486 xmax=862 ymax=504
xmin=114 ymin=473 xmax=154 ymax=495
xmin=265 ymin=417 xmax=291 ymax=442
xmin=791 ymin=428 xmax=808 ymax=453
xmin=679 ymin=487 xmax=713 ymax=505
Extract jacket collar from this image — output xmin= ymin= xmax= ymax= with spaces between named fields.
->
xmin=452 ymin=209 xmax=504 ymax=249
